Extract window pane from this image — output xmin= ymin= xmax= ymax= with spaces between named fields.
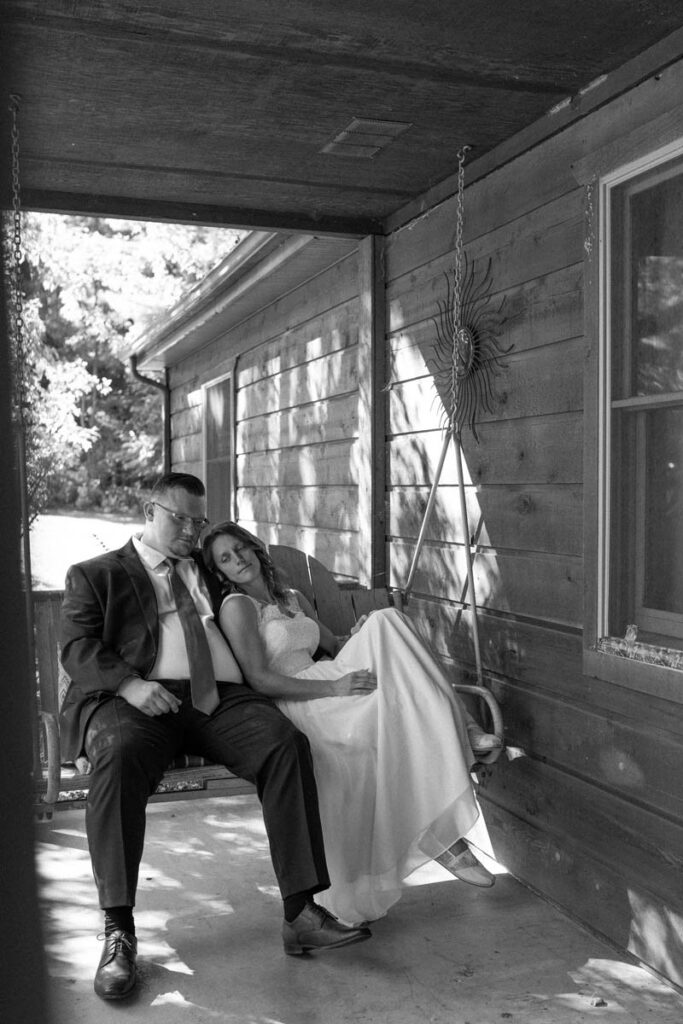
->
xmin=608 ymin=153 xmax=683 ymax=645
xmin=629 ymin=171 xmax=683 ymax=396
xmin=642 ymin=407 xmax=683 ymax=615
xmin=205 ymin=378 xmax=232 ymax=458
xmin=204 ymin=377 xmax=232 ymax=526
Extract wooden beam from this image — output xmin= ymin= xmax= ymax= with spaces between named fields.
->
xmin=19 ymin=188 xmax=381 ymax=238
xmin=357 ymin=234 xmax=387 ymax=589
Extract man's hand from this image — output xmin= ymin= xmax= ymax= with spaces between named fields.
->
xmin=117 ymin=677 xmax=181 ymax=717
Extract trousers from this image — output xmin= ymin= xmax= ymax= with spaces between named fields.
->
xmin=83 ymin=680 xmax=330 ymax=908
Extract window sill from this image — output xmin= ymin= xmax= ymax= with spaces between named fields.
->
xmin=595 ymin=635 xmax=683 ymax=668
xmin=584 ymin=641 xmax=683 ymax=705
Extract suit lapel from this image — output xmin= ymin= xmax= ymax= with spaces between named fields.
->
xmin=115 ymin=539 xmax=159 ymax=640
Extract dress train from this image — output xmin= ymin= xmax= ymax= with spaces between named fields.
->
xmin=259 ymin=604 xmax=482 ymax=925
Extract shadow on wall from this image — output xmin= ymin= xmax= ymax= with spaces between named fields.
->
xmin=385 ymin=260 xmax=582 ymax=676
xmin=235 ymin=309 xmax=360 ymax=572
xmin=628 ymin=889 xmax=683 ymax=988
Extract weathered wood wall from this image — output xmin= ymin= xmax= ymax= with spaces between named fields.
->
xmin=170 ymin=249 xmax=363 ymax=579
xmin=164 ymin=55 xmax=683 ymax=992
xmin=384 ymin=60 xmax=683 ymax=987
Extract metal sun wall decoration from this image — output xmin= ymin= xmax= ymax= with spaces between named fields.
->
xmin=432 ymin=252 xmax=512 ymax=442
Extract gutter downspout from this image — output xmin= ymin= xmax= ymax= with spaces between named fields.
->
xmin=130 ymin=356 xmax=171 ymax=474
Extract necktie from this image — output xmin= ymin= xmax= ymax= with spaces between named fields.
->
xmin=167 ymin=561 xmax=220 ymax=715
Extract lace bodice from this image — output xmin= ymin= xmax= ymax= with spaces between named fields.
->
xmin=224 ymin=593 xmax=320 ymax=675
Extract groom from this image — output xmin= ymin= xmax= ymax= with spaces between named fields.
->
xmin=60 ymin=471 xmax=370 ymax=1000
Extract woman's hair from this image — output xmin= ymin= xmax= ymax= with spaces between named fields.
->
xmin=202 ymin=521 xmax=288 ymax=601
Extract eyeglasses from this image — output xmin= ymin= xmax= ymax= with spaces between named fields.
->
xmin=152 ymin=501 xmax=209 ymax=530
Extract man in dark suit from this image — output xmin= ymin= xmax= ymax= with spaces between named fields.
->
xmin=60 ymin=472 xmax=370 ymax=1001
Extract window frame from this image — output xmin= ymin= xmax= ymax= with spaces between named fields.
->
xmin=202 ymin=370 xmax=235 ymax=528
xmin=583 ymin=134 xmax=683 ymax=703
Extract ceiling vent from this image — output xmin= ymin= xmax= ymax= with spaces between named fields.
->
xmin=321 ymin=117 xmax=412 ymax=158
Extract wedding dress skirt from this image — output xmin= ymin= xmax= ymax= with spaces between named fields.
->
xmin=226 ymin=598 xmax=480 ymax=925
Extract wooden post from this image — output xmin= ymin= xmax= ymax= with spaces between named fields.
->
xmin=357 ymin=234 xmax=387 ymax=589
xmin=0 ymin=241 xmax=51 ymax=1022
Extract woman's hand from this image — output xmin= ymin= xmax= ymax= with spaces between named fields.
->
xmin=332 ymin=669 xmax=377 ymax=696
xmin=350 ymin=613 xmax=371 ymax=636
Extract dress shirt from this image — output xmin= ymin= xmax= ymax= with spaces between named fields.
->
xmin=132 ymin=535 xmax=242 ymax=683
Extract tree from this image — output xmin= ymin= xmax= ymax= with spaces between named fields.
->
xmin=13 ymin=214 xmax=244 ymax=515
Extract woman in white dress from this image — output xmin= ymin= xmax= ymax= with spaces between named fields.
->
xmin=202 ymin=522 xmax=499 ymax=927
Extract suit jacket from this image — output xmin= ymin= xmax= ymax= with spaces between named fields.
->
xmin=59 ymin=538 xmax=224 ymax=761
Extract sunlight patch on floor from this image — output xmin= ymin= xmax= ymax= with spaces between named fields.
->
xmin=179 ymin=894 xmax=237 ymax=916
xmin=45 ymin=825 xmax=88 ymax=840
xmin=146 ymin=946 xmax=194 ymax=976
xmin=43 ymin=928 xmax=100 ymax=981
xmin=150 ymin=991 xmax=194 ymax=1007
xmin=551 ymin=992 xmax=613 ymax=1013
xmin=138 ymin=864 xmax=185 ymax=889
xmin=150 ymin=842 xmax=216 ymax=858
xmin=202 ymin=811 xmax=268 ymax=831
xmin=150 ymin=991 xmax=287 ymax=1024
xmin=256 ymin=884 xmax=282 ymax=901
xmin=35 ymin=844 xmax=92 ymax=882
xmin=569 ymin=957 xmax=683 ymax=1018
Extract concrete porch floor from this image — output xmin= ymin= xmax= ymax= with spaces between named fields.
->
xmin=36 ymin=794 xmax=683 ymax=1024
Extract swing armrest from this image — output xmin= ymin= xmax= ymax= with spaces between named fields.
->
xmin=38 ymin=711 xmax=61 ymax=813
xmin=453 ymin=683 xmax=504 ymax=765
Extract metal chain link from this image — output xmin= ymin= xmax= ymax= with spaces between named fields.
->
xmin=7 ymin=93 xmax=27 ymax=425
xmin=447 ymin=145 xmax=471 ymax=427
xmin=452 ymin=145 xmax=470 ymax=324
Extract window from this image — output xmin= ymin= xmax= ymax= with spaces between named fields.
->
xmin=599 ymin=145 xmax=683 ymax=655
xmin=203 ymin=374 xmax=233 ymax=528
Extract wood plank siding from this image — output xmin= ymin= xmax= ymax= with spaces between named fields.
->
xmin=383 ymin=57 xmax=683 ymax=987
xmin=169 ymin=247 xmax=365 ymax=580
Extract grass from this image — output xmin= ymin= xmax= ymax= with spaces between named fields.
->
xmin=29 ymin=510 xmax=142 ymax=590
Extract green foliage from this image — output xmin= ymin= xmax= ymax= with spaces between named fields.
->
xmin=11 ymin=214 xmax=244 ymax=516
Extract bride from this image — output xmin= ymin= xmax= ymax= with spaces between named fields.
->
xmin=202 ymin=521 xmax=499 ymax=926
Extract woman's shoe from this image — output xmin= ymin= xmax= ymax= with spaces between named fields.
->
xmin=466 ymin=723 xmax=502 ymax=755
xmin=435 ymin=840 xmax=495 ymax=887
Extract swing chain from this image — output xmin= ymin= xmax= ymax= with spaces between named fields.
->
xmin=446 ymin=144 xmax=472 ymax=430
xmin=452 ymin=145 xmax=470 ymax=325
xmin=7 ymin=94 xmax=28 ymax=424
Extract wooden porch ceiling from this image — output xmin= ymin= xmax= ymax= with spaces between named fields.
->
xmin=3 ymin=1 xmax=683 ymax=236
